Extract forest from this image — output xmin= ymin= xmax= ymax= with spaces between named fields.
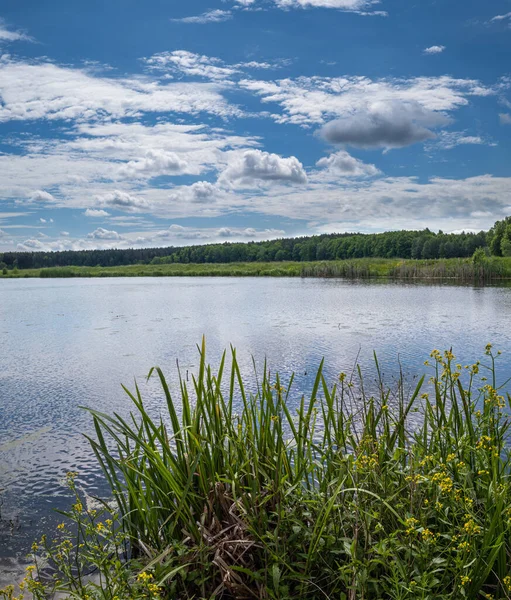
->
xmin=1 ymin=217 xmax=510 ymax=271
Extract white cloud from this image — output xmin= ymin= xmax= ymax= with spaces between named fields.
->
xmin=95 ymin=190 xmax=149 ymax=213
xmin=239 ymin=74 xmax=492 ymax=126
xmin=0 ymin=19 xmax=33 ymax=43
xmin=60 ymin=231 xmax=70 ymax=236
xmin=499 ymin=113 xmax=511 ymax=125
xmin=136 ymin=224 xmax=286 ymax=245
xmin=144 ymin=50 xmax=239 ymax=80
xmin=219 ymin=149 xmax=307 ymax=186
xmin=144 ymin=50 xmax=288 ymax=81
xmin=87 ymin=227 xmax=123 ymax=240
xmin=423 ymin=45 xmax=445 ymax=55
xmin=316 ymin=150 xmax=380 ymax=176
xmin=30 ymin=190 xmax=56 ymax=203
xmin=490 ymin=12 xmax=511 ymax=22
xmin=0 ymin=57 xmax=239 ymax=123
xmin=84 ymin=209 xmax=110 ymax=217
xmin=170 ymin=9 xmax=233 ymax=24
xmin=243 ymin=174 xmax=511 ymax=233
xmin=0 ymin=228 xmax=7 ymax=237
xmin=426 ymin=131 xmax=492 ymax=150
xmin=273 ymin=0 xmax=383 ymax=13
xmin=118 ymin=149 xmax=190 ymax=178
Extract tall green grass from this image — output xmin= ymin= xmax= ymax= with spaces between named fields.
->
xmin=5 ymin=342 xmax=511 ymax=599
xmin=2 ymin=257 xmax=511 ymax=280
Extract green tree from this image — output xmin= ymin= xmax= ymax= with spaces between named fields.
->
xmin=487 ymin=217 xmax=511 ymax=256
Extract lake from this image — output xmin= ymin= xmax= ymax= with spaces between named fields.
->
xmin=1 ymin=277 xmax=511 ymax=585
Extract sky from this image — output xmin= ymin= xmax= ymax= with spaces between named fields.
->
xmin=0 ymin=0 xmax=510 ymax=252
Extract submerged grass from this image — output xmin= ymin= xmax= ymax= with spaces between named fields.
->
xmin=1 ymin=256 xmax=511 ymax=281
xmin=3 ymin=342 xmax=511 ymax=599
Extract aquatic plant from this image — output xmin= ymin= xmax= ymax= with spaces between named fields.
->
xmin=3 ymin=342 xmax=511 ymax=599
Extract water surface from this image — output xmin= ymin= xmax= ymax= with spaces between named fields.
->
xmin=1 ymin=277 xmax=510 ymax=584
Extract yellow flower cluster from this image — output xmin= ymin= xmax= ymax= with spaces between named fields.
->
xmin=483 ymin=385 xmax=506 ymax=408
xmin=431 ymin=470 xmax=453 ymax=494
xmin=463 ymin=516 xmax=481 ymax=536
xmin=421 ymin=528 xmax=436 ymax=542
xmin=356 ymin=453 xmax=378 ymax=470
xmin=476 ymin=435 xmax=493 ymax=451
xmin=404 ymin=517 xmax=419 ymax=535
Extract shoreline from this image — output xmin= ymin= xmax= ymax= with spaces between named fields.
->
xmin=1 ymin=257 xmax=511 ymax=281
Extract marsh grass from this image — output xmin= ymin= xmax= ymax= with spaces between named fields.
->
xmin=2 ymin=256 xmax=511 ymax=281
xmin=3 ymin=342 xmax=511 ymax=599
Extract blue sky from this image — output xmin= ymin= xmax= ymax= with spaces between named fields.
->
xmin=0 ymin=0 xmax=510 ymax=251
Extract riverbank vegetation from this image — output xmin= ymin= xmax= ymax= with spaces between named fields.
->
xmin=1 ymin=256 xmax=511 ymax=282
xmin=3 ymin=342 xmax=511 ymax=599
xmin=1 ymin=216 xmax=511 ymax=273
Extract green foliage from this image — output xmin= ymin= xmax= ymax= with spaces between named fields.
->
xmin=487 ymin=217 xmax=511 ymax=257
xmin=6 ymin=342 xmax=511 ymax=599
xmin=472 ymin=246 xmax=490 ymax=264
xmin=0 ymin=228 xmax=491 ymax=270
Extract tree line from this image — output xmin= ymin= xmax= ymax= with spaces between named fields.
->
xmin=1 ymin=217 xmax=510 ymax=270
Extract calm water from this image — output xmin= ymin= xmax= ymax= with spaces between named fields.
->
xmin=1 ymin=277 xmax=511 ymax=584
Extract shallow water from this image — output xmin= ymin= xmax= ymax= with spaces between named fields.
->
xmin=1 ymin=277 xmax=510 ymax=584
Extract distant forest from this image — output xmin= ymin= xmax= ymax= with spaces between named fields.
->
xmin=1 ymin=217 xmax=511 ymax=270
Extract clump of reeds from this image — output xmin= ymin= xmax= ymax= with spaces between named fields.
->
xmin=4 ymin=341 xmax=511 ymax=599
xmin=389 ymin=258 xmax=507 ymax=282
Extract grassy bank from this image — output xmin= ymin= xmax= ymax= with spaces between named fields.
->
xmin=5 ymin=342 xmax=511 ymax=599
xmin=1 ymin=256 xmax=511 ymax=281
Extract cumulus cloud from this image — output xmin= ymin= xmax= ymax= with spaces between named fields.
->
xmin=119 ymin=149 xmax=189 ymax=178
xmin=170 ymin=9 xmax=233 ymax=24
xmin=316 ymin=150 xmax=380 ymax=176
xmin=499 ymin=113 xmax=511 ymax=125
xmin=30 ymin=190 xmax=56 ymax=203
xmin=188 ymin=181 xmax=218 ymax=203
xmin=87 ymin=227 xmax=122 ymax=240
xmin=164 ymin=182 xmax=223 ymax=211
xmin=320 ymin=100 xmax=449 ymax=149
xmin=0 ymin=228 xmax=7 ymax=237
xmin=219 ymin=149 xmax=307 ymax=186
xmin=95 ymin=190 xmax=149 ymax=212
xmin=84 ymin=209 xmax=110 ymax=217
xmin=423 ymin=45 xmax=445 ymax=55
xmin=60 ymin=231 xmax=70 ymax=236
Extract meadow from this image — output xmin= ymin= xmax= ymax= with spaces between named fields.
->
xmin=4 ymin=341 xmax=511 ymax=599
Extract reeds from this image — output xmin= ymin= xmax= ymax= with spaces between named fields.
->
xmin=6 ymin=342 xmax=511 ymax=599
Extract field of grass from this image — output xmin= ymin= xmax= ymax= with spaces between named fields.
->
xmin=2 ymin=256 xmax=511 ymax=281
xmin=5 ymin=342 xmax=511 ymax=599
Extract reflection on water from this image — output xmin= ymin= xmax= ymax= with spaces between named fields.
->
xmin=1 ymin=277 xmax=510 ymax=584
